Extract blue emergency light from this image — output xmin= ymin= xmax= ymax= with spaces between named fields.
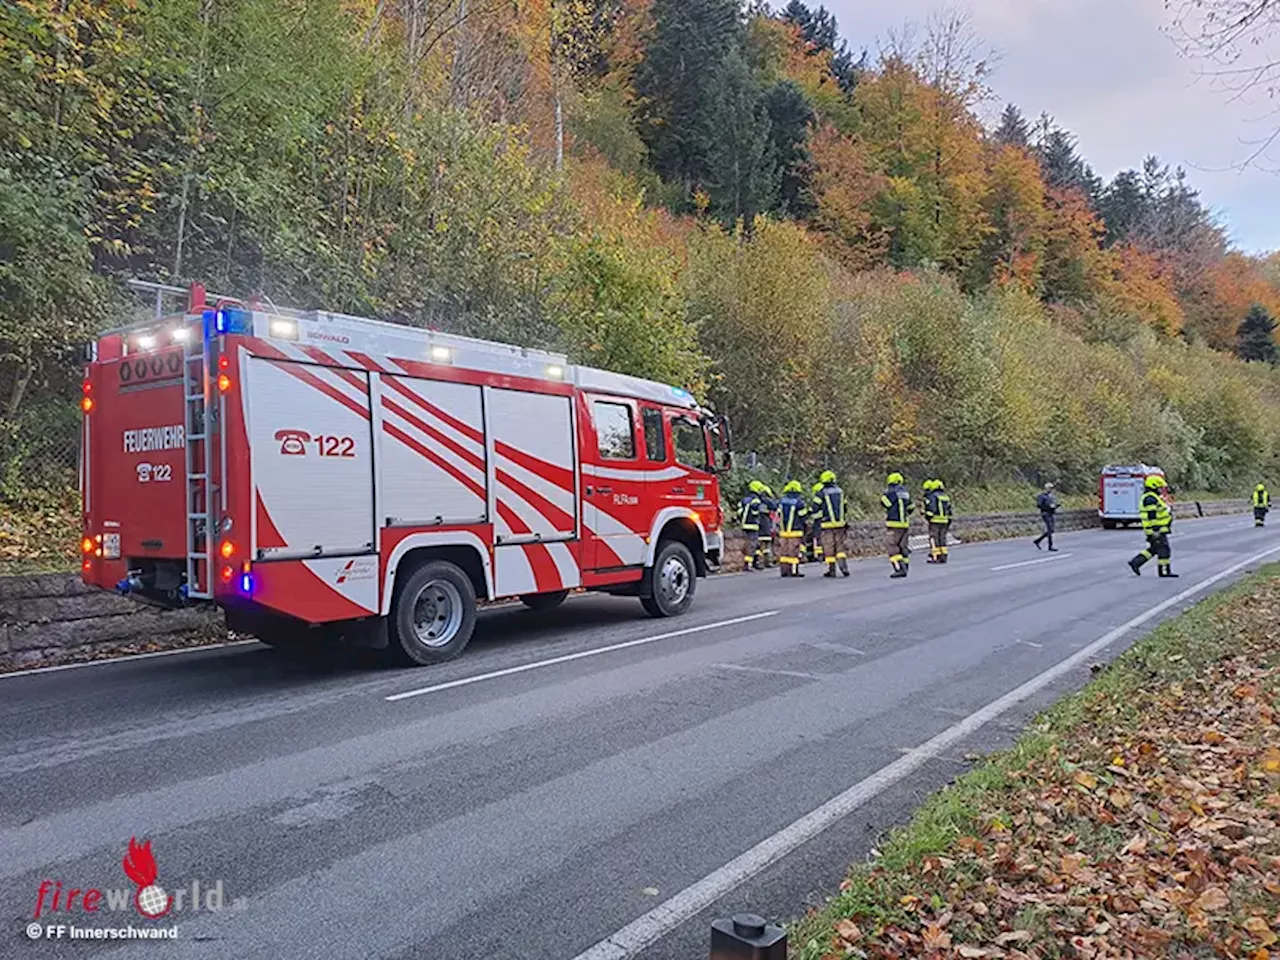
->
xmin=203 ymin=306 xmax=253 ymax=338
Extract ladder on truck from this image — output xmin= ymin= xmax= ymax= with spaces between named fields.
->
xmin=182 ymin=326 xmax=215 ymax=600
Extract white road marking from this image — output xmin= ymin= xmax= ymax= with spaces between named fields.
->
xmin=0 ymin=640 xmax=258 ymax=680
xmin=1015 ymin=639 xmax=1044 ymax=649
xmin=991 ymin=553 xmax=1073 ymax=572
xmin=384 ymin=611 xmax=781 ymax=702
xmin=805 ymin=641 xmax=868 ymax=656
xmin=713 ymin=663 xmax=828 ymax=682
xmin=569 ymin=543 xmax=1280 ymax=960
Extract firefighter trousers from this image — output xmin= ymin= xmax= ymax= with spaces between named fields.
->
xmin=928 ymin=522 xmax=949 ymax=562
xmin=819 ymin=527 xmax=849 ymax=576
xmin=1256 ymin=506 xmax=1269 ymax=527
xmin=886 ymin=527 xmax=910 ymax=573
xmin=1132 ymin=531 xmax=1172 ymax=573
xmin=778 ymin=532 xmax=804 ymax=575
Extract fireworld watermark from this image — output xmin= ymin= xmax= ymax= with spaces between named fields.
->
xmin=23 ymin=837 xmax=246 ymax=942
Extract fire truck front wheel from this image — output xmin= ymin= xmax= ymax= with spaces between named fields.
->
xmin=641 ymin=541 xmax=697 ymax=618
xmin=390 ymin=560 xmax=478 ymax=665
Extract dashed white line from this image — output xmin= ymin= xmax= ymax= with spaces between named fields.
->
xmin=991 ymin=553 xmax=1073 ymax=572
xmin=713 ymin=663 xmax=828 ymax=682
xmin=384 ymin=610 xmax=781 ymax=702
xmin=569 ymin=542 xmax=1280 ymax=960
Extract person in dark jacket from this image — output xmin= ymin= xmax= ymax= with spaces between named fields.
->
xmin=923 ymin=479 xmax=954 ymax=563
xmin=776 ymin=481 xmax=809 ymax=577
xmin=815 ymin=470 xmax=850 ymax=578
xmin=738 ymin=482 xmax=766 ymax=571
xmin=1033 ymin=482 xmax=1059 ymax=552
xmin=882 ymin=472 xmax=914 ymax=578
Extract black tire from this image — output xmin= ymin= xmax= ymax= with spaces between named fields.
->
xmin=640 ymin=540 xmax=697 ymax=618
xmin=520 ymin=589 xmax=569 ymax=612
xmin=389 ymin=560 xmax=477 ymax=665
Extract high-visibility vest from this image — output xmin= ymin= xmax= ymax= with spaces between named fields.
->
xmin=738 ymin=494 xmax=763 ymax=532
xmin=1254 ymin=486 xmax=1271 ymax=508
xmin=817 ymin=483 xmax=846 ymax=529
xmin=1140 ymin=491 xmax=1172 ymax=534
xmin=925 ymin=491 xmax=953 ymax=525
xmin=882 ymin=485 xmax=913 ymax=529
xmin=777 ymin=493 xmax=808 ymax=536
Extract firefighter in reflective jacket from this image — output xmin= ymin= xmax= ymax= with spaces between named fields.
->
xmin=777 ymin=481 xmax=809 ymax=577
xmin=924 ymin=479 xmax=953 ymax=563
xmin=1128 ymin=475 xmax=1177 ymax=578
xmin=1253 ymin=482 xmax=1271 ymax=527
xmin=738 ymin=482 xmax=766 ymax=571
xmin=816 ymin=470 xmax=850 ymax=578
xmin=882 ymin=472 xmax=914 ymax=578
xmin=804 ymin=481 xmax=825 ymax=564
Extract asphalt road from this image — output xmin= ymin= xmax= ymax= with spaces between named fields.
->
xmin=2 ymin=514 xmax=1277 ymax=959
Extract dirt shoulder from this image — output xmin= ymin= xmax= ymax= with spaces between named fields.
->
xmin=795 ymin=565 xmax=1280 ymax=960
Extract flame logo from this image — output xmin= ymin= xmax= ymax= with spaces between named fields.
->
xmin=122 ymin=838 xmax=172 ymax=919
xmin=122 ymin=838 xmax=158 ymax=887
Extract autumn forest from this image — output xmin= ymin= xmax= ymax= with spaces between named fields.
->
xmin=2 ymin=0 xmax=1280 ymax=517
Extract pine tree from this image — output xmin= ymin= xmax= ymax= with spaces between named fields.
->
xmin=1038 ymin=125 xmax=1087 ymax=194
xmin=634 ymin=0 xmax=743 ymax=197
xmin=1237 ymin=303 xmax=1279 ymax=364
xmin=761 ymin=80 xmax=815 ymax=215
xmin=705 ymin=50 xmax=776 ymax=226
xmin=993 ymin=103 xmax=1029 ymax=148
xmin=780 ymin=0 xmax=860 ymax=91
xmin=1099 ymin=169 xmax=1146 ymax=246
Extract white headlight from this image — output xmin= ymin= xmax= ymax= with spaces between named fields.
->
xmin=430 ymin=345 xmax=452 ymax=363
xmin=136 ymin=334 xmax=156 ymax=350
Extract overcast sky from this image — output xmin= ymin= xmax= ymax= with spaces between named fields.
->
xmin=823 ymin=0 xmax=1280 ymax=253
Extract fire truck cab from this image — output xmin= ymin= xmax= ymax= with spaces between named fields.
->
xmin=1098 ymin=463 xmax=1166 ymax=529
xmin=80 ymin=286 xmax=730 ymax=664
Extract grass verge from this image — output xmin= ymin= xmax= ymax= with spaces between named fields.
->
xmin=794 ymin=564 xmax=1280 ymax=959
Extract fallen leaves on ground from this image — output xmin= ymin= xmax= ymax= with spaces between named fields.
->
xmin=801 ymin=572 xmax=1280 ymax=959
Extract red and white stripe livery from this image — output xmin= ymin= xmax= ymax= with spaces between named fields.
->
xmin=81 ymin=292 xmax=729 ymax=664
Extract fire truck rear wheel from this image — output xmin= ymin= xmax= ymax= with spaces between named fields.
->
xmin=520 ymin=590 xmax=570 ymax=612
xmin=391 ymin=560 xmax=477 ymax=665
xmin=641 ymin=540 xmax=697 ymax=618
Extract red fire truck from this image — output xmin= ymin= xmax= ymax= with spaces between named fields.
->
xmin=80 ymin=286 xmax=730 ymax=664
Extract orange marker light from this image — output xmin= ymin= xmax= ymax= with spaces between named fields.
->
xmin=217 ymin=373 xmax=232 ymax=393
xmin=220 ymin=540 xmax=236 ymax=559
xmin=81 ymin=537 xmax=94 ymax=554
xmin=81 ymin=396 xmax=94 ymax=412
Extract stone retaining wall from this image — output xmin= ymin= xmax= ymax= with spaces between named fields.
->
xmin=0 ymin=574 xmax=220 ymax=671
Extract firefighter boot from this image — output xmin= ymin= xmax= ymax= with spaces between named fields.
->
xmin=838 ymin=556 xmax=850 ymax=577
xmin=1128 ymin=553 xmax=1147 ymax=576
xmin=824 ymin=559 xmax=838 ymax=579
xmin=890 ymin=558 xmax=907 ymax=579
xmin=1158 ymin=562 xmax=1179 ymax=579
